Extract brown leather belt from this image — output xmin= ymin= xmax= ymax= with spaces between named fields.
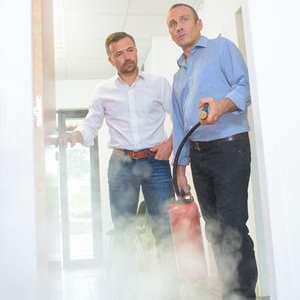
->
xmin=191 ymin=132 xmax=249 ymax=151
xmin=113 ymin=149 xmax=156 ymax=159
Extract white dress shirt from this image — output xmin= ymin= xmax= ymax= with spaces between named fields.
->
xmin=76 ymin=72 xmax=172 ymax=151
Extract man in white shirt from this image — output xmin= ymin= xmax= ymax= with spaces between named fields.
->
xmin=59 ymin=32 xmax=178 ymax=299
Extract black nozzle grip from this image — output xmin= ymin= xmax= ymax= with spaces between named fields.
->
xmin=199 ymin=103 xmax=209 ymax=120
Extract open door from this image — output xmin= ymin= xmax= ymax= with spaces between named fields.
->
xmin=32 ymin=0 xmax=61 ymax=296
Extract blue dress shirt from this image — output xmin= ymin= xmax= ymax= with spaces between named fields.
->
xmin=172 ymin=35 xmax=251 ymax=165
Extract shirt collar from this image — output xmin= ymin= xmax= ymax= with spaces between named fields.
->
xmin=177 ymin=35 xmax=209 ymax=68
xmin=115 ymin=70 xmax=145 ymax=85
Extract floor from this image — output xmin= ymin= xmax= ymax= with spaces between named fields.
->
xmin=48 ymin=230 xmax=269 ymax=300
xmin=49 ymin=266 xmax=270 ymax=300
xmin=49 ymin=267 xmax=109 ymax=300
xmin=49 ymin=266 xmax=224 ymax=300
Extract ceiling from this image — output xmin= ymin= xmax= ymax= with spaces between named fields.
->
xmin=53 ymin=0 xmax=204 ymax=80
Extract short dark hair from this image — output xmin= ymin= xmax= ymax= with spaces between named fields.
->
xmin=105 ymin=32 xmax=136 ymax=56
xmin=169 ymin=3 xmax=199 ymax=23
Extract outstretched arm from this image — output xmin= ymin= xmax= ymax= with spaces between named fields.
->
xmin=58 ymin=130 xmax=83 ymax=148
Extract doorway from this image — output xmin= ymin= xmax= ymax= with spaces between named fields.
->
xmin=57 ymin=109 xmax=102 ymax=269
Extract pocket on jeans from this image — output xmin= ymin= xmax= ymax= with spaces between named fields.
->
xmin=151 ymin=156 xmax=170 ymax=163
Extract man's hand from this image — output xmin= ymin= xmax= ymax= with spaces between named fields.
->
xmin=176 ymin=165 xmax=191 ymax=196
xmin=58 ymin=130 xmax=83 ymax=148
xmin=150 ymin=135 xmax=173 ymax=160
xmin=198 ymin=97 xmax=237 ymax=125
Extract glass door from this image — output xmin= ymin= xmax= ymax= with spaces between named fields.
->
xmin=57 ymin=109 xmax=102 ymax=268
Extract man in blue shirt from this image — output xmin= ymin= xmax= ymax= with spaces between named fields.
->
xmin=167 ymin=3 xmax=258 ymax=300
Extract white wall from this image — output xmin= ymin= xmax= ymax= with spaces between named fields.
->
xmin=200 ymin=0 xmax=241 ymax=42
xmin=143 ymin=36 xmax=181 ymax=84
xmin=242 ymin=0 xmax=300 ymax=299
xmin=0 ymin=1 xmax=39 ymax=299
xmin=56 ymin=79 xmax=104 ymax=108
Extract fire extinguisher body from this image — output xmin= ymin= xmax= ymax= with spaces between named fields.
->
xmin=169 ymin=200 xmax=207 ymax=282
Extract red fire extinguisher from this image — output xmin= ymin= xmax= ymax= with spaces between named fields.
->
xmin=169 ymin=197 xmax=207 ymax=282
xmin=169 ymin=104 xmax=208 ymax=282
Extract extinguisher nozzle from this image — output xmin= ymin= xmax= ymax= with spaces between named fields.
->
xmin=180 ymin=189 xmax=186 ymax=199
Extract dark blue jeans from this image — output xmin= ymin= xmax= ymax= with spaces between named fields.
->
xmin=190 ymin=139 xmax=258 ymax=300
xmin=108 ymin=152 xmax=179 ymax=299
xmin=108 ymin=152 xmax=174 ymax=244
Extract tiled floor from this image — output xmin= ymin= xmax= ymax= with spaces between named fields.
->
xmin=49 ymin=265 xmax=225 ymax=300
xmin=48 ymin=230 xmax=268 ymax=300
xmin=49 ymin=267 xmax=269 ymax=300
xmin=49 ymin=267 xmax=108 ymax=300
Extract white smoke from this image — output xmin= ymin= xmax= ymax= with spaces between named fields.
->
xmin=103 ymin=213 xmax=179 ymax=300
xmin=100 ymin=211 xmax=237 ymax=300
xmin=46 ymin=202 xmax=252 ymax=300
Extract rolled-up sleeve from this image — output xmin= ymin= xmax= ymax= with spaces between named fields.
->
xmin=221 ymin=39 xmax=251 ymax=113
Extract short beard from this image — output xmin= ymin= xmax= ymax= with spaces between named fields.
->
xmin=119 ymin=60 xmax=137 ymax=74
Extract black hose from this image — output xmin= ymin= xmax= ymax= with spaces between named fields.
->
xmin=172 ymin=122 xmax=201 ymax=197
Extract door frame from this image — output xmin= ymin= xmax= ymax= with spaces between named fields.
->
xmin=57 ymin=109 xmax=102 ymax=269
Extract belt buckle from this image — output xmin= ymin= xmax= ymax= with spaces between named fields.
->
xmin=195 ymin=142 xmax=205 ymax=151
xmin=195 ymin=143 xmax=202 ymax=151
xmin=193 ymin=141 xmax=211 ymax=151
xmin=129 ymin=150 xmax=141 ymax=159
xmin=132 ymin=151 xmax=138 ymax=159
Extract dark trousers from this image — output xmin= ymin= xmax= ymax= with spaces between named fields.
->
xmin=190 ymin=139 xmax=258 ymax=300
